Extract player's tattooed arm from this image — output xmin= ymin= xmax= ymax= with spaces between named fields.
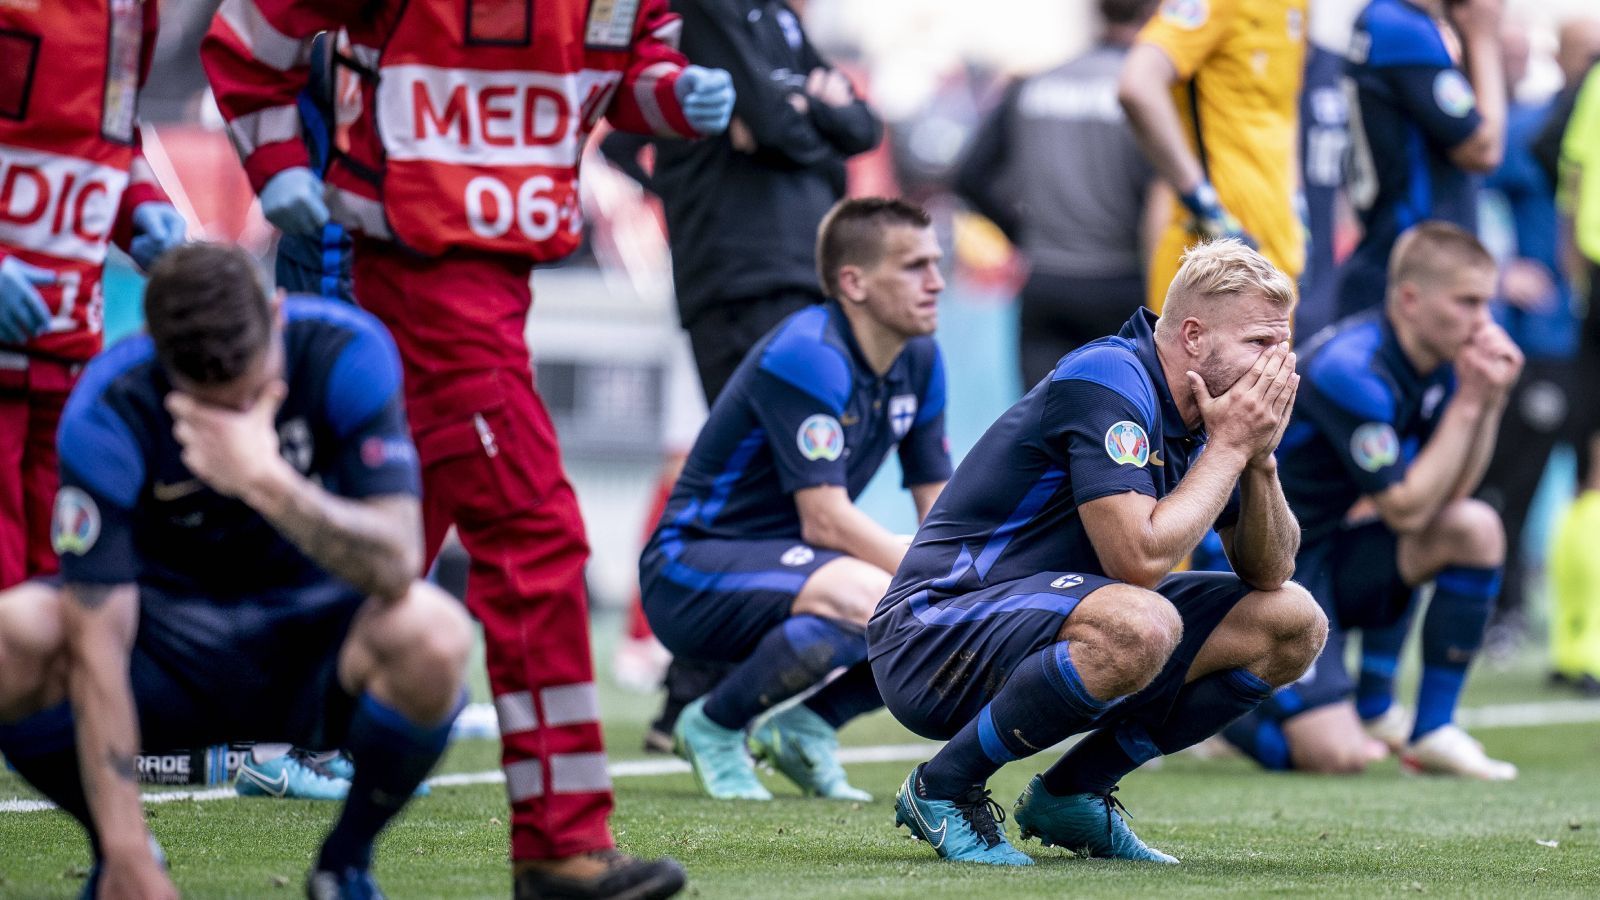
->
xmin=59 ymin=582 xmax=154 ymax=860
xmin=245 ymin=474 xmax=423 ymax=602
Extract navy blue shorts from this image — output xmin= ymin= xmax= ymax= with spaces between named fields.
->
xmin=870 ymin=570 xmax=1253 ymax=741
xmin=1297 ymin=520 xmax=1410 ymax=631
xmin=640 ymin=531 xmax=843 ymax=662
xmin=129 ymin=579 xmax=364 ymax=752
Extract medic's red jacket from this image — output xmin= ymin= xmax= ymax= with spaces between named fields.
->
xmin=202 ymin=0 xmax=704 ymax=260
xmin=0 ymin=0 xmax=171 ymax=361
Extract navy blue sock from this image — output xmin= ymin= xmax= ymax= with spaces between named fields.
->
xmin=1045 ymin=668 xmax=1272 ymax=795
xmin=702 ymin=615 xmax=865 ymax=730
xmin=920 ymin=641 xmax=1114 ymax=799
xmin=0 ymin=703 xmax=97 ymax=852
xmin=1356 ymin=603 xmax=1414 ymax=721
xmin=317 ymin=692 xmax=462 ymax=873
xmin=1221 ymin=712 xmax=1292 ymax=770
xmin=1412 ymin=567 xmax=1499 ymax=740
xmin=802 ymin=662 xmax=883 ymax=729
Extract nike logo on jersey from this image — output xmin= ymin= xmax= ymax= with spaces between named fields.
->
xmin=1149 ymin=451 xmax=1165 ymax=467
xmin=239 ymin=766 xmax=289 ymax=798
xmin=152 ymin=479 xmax=204 ymax=502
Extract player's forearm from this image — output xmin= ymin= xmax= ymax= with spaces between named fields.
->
xmin=241 ymin=459 xmax=422 ymax=602
xmin=1454 ymin=36 xmax=1507 ymax=173
xmin=1382 ymin=398 xmax=1489 ymax=532
xmin=911 ymin=482 xmax=945 ymax=524
xmin=1228 ymin=461 xmax=1299 ymax=590
xmin=801 ymin=504 xmax=907 ymax=576
xmin=63 ymin=584 xmax=149 ymax=860
xmin=1130 ymin=445 xmax=1249 ymax=586
xmin=1450 ymin=401 xmax=1505 ymax=501
xmin=1118 ymin=48 xmax=1205 ymax=196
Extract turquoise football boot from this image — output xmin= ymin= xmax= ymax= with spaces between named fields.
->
xmin=748 ymin=705 xmax=871 ymax=801
xmin=673 ymin=698 xmax=772 ymax=800
xmin=314 ymin=751 xmax=430 ymax=797
xmin=236 ymin=751 xmax=351 ymax=801
xmin=1013 ymin=776 xmax=1178 ymax=863
xmin=893 ymin=765 xmax=1033 ymax=866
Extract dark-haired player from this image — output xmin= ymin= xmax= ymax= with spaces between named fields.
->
xmin=0 ymin=243 xmax=472 ymax=898
xmin=640 ymin=198 xmax=950 ymax=801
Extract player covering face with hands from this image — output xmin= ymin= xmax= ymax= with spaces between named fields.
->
xmin=871 ymin=240 xmax=1324 ymax=866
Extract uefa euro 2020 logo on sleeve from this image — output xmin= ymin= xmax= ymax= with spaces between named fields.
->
xmin=1105 ymin=421 xmax=1150 ymax=468
xmin=797 ymin=414 xmax=845 ymax=462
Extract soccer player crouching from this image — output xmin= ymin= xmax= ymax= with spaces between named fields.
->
xmin=639 ymin=199 xmax=952 ymax=801
xmin=1222 ymin=222 xmax=1523 ymax=779
xmin=869 ymin=240 xmax=1326 ymax=865
xmin=0 ymin=244 xmax=472 ymax=899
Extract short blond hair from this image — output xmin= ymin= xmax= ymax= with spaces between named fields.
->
xmin=1386 ymin=221 xmax=1494 ymax=304
xmin=1155 ymin=239 xmax=1296 ymax=339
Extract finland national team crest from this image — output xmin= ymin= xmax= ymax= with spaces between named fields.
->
xmin=1105 ymin=420 xmax=1150 ymax=468
xmin=1051 ymin=574 xmax=1084 ymax=590
xmin=780 ymin=545 xmax=816 ymax=567
xmin=278 ymin=417 xmax=314 ymax=473
xmin=797 ymin=414 xmax=845 ymax=462
xmin=51 ymin=487 xmax=101 ymax=556
xmin=889 ymin=394 xmax=918 ymax=440
xmin=1351 ymin=422 xmax=1400 ymax=472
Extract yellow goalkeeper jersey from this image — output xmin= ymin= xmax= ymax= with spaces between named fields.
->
xmin=1139 ymin=0 xmax=1308 ymax=311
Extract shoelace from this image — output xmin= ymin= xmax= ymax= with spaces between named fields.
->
xmin=953 ymin=787 xmax=1008 ymax=849
xmin=1100 ymin=787 xmax=1133 ymax=847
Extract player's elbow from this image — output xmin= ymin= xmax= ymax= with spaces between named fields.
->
xmin=1378 ymin=504 xmax=1430 ymax=537
xmin=799 ymin=514 xmax=844 ymax=552
xmin=1450 ymin=133 xmax=1503 ymax=174
xmin=1100 ymin=553 xmax=1168 ymax=591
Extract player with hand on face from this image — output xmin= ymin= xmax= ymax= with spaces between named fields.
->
xmin=0 ymin=244 xmax=472 ymax=900
xmin=871 ymin=240 xmax=1326 ymax=866
xmin=1224 ymin=222 xmax=1523 ymax=779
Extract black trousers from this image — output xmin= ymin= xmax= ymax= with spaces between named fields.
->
xmin=1475 ymin=358 xmax=1574 ymax=615
xmin=684 ymin=289 xmax=827 ymax=405
xmin=1017 ymin=270 xmax=1146 ymax=391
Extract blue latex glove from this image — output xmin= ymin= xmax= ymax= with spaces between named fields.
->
xmin=674 ymin=65 xmax=735 ymax=136
xmin=129 ymin=202 xmax=187 ymax=271
xmin=260 ymin=167 xmax=329 ymax=236
xmin=0 ymin=255 xmax=55 ymax=344
xmin=1179 ymin=179 xmax=1257 ymax=249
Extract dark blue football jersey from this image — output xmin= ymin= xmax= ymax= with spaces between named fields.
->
xmin=52 ymin=297 xmax=419 ymax=595
xmin=1277 ymin=310 xmax=1455 ymax=545
xmin=1339 ymin=0 xmax=1483 ymax=314
xmin=871 ymin=309 xmax=1239 ymax=642
xmin=658 ymin=301 xmax=950 ymax=542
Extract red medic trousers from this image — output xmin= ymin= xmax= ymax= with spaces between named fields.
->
xmin=0 ymin=358 xmax=75 ymax=590
xmin=353 ymin=239 xmax=613 ymax=860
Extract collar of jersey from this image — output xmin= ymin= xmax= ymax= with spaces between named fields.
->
xmin=1125 ymin=308 xmax=1202 ymax=440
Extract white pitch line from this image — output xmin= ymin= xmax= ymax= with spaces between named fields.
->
xmin=4 ymin=702 xmax=1596 ymax=814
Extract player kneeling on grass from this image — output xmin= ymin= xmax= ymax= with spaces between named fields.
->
xmin=639 ymin=198 xmax=952 ymax=801
xmin=1221 ymin=222 xmax=1523 ymax=780
xmin=869 ymin=240 xmax=1326 ymax=866
xmin=0 ymin=244 xmax=471 ymax=899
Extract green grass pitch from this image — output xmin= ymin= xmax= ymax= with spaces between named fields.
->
xmin=3 ymin=648 xmax=1597 ymax=898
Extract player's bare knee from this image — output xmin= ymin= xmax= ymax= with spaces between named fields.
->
xmin=1066 ymin=585 xmax=1181 ymax=696
xmin=1435 ymin=498 xmax=1505 ymax=568
xmin=1260 ymin=582 xmax=1327 ymax=686
xmin=411 ymin=582 xmax=473 ymax=675
xmin=1296 ymin=741 xmax=1373 ymax=775
xmin=0 ymin=583 xmax=69 ymax=716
